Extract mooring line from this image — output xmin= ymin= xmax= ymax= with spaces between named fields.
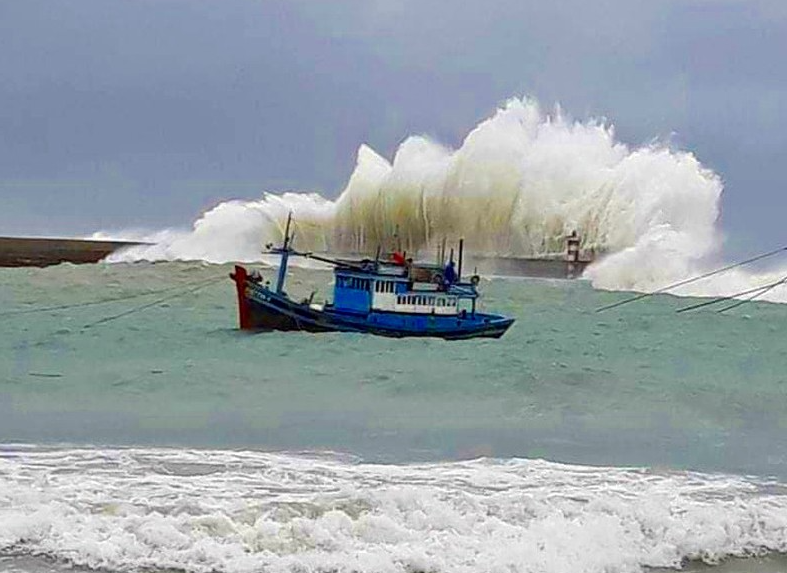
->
xmin=82 ymin=276 xmax=225 ymax=329
xmin=596 ymin=245 xmax=787 ymax=312
xmin=0 ymin=275 xmax=223 ymax=319
xmin=675 ymin=280 xmax=785 ymax=313
xmin=1 ymin=284 xmax=184 ymax=318
xmin=715 ymin=275 xmax=787 ymax=314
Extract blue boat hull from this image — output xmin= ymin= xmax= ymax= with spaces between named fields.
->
xmin=232 ymin=270 xmax=514 ymax=340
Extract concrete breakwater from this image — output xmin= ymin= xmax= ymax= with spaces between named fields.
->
xmin=0 ymin=237 xmax=145 ymax=267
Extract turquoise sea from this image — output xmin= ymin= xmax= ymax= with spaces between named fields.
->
xmin=2 ymin=261 xmax=787 ymax=573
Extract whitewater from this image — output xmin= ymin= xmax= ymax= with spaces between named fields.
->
xmin=3 ymin=446 xmax=787 ymax=573
xmin=94 ymin=97 xmax=787 ymax=302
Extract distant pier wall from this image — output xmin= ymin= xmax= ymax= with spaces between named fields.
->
xmin=464 ymin=255 xmax=593 ymax=279
xmin=325 ymin=252 xmax=594 ymax=279
xmin=0 ymin=237 xmax=144 ymax=267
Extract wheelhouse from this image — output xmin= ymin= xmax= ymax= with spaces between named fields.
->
xmin=332 ymin=263 xmax=475 ymax=317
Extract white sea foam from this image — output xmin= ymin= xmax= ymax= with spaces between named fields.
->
xmin=2 ymin=446 xmax=787 ymax=573
xmin=93 ymin=97 xmax=787 ymax=301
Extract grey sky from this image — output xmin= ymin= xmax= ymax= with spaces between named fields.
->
xmin=1 ymin=0 xmax=785 ymax=256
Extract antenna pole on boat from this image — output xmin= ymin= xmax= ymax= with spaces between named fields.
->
xmin=283 ymin=212 xmax=292 ymax=250
xmin=275 ymin=212 xmax=293 ymax=294
xmin=458 ymin=238 xmax=464 ymax=282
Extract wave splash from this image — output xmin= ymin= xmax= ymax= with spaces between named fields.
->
xmin=2 ymin=446 xmax=787 ymax=573
xmin=95 ymin=96 xmax=787 ymax=300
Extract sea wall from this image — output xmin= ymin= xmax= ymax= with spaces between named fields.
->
xmin=0 ymin=237 xmax=144 ymax=267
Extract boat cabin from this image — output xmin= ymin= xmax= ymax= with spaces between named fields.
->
xmin=332 ymin=261 xmax=473 ymax=316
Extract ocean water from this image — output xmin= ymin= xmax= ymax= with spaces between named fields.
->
xmin=2 ymin=261 xmax=787 ymax=573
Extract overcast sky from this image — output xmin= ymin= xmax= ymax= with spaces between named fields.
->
xmin=1 ymin=0 xmax=785 ymax=256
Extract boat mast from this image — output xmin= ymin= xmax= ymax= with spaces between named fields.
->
xmin=275 ymin=212 xmax=293 ymax=294
xmin=457 ymin=238 xmax=464 ymax=282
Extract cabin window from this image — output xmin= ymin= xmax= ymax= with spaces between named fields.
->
xmin=346 ymin=277 xmax=371 ymax=291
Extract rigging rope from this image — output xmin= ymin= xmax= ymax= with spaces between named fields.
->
xmin=596 ymin=245 xmax=787 ymax=312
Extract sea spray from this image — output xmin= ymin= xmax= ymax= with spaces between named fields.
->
xmin=94 ymin=97 xmax=787 ymax=301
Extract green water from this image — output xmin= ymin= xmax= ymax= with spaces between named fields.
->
xmin=2 ymin=262 xmax=786 ymax=477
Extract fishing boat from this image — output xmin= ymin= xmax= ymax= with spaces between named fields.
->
xmin=230 ymin=215 xmax=515 ymax=339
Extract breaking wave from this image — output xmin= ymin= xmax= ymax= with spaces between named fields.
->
xmin=94 ymin=96 xmax=787 ymax=301
xmin=3 ymin=446 xmax=787 ymax=573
